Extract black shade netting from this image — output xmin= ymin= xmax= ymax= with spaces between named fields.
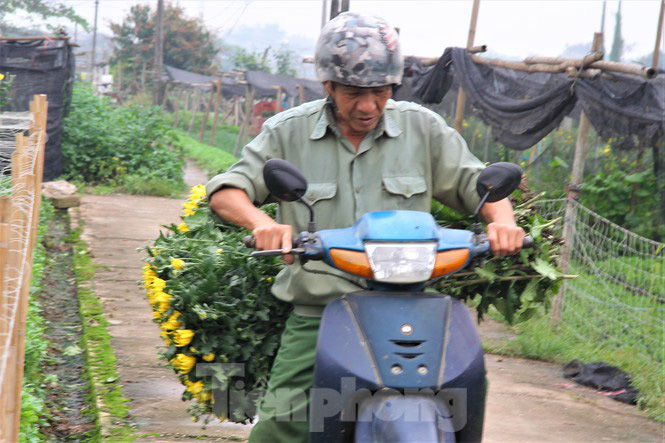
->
xmin=0 ymin=39 xmax=75 ymax=181
xmin=414 ymin=47 xmax=577 ymax=150
xmin=576 ymin=73 xmax=665 ymax=150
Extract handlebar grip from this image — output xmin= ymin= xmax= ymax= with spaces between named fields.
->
xmin=522 ymin=235 xmax=534 ymax=249
xmin=243 ymin=235 xmax=256 ymax=248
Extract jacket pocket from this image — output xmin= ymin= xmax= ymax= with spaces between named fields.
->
xmin=304 ymin=182 xmax=337 ymax=204
xmin=382 ymin=176 xmax=427 ymax=198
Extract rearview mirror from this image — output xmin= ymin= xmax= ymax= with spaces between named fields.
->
xmin=263 ymin=158 xmax=308 ymax=202
xmin=476 ymin=162 xmax=523 ymax=203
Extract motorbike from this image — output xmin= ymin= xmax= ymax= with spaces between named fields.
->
xmin=247 ymin=159 xmax=531 ymax=443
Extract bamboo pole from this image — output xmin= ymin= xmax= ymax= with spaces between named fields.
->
xmin=188 ymin=90 xmax=201 ymax=135
xmin=199 ymin=84 xmax=215 ymax=143
xmin=0 ymin=36 xmax=71 ymax=41
xmin=234 ymin=85 xmax=254 ymax=157
xmin=210 ymin=81 xmax=224 ymax=146
xmin=298 ymin=84 xmax=305 ymax=105
xmin=275 ymin=86 xmax=283 ymax=113
xmin=653 ymin=0 xmax=665 ymax=70
xmin=173 ymin=87 xmax=181 ymax=129
xmin=472 ymin=53 xmax=656 ymax=78
xmin=552 ymin=33 xmax=603 ymax=326
xmin=454 ymin=0 xmax=481 ymax=133
xmin=417 ymin=45 xmax=487 ymax=66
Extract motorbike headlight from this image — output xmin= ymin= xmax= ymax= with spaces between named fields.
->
xmin=364 ymin=242 xmax=437 ymax=284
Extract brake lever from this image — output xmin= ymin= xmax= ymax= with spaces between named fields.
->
xmin=251 ymin=248 xmax=305 ymax=258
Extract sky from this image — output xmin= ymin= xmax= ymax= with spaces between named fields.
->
xmin=34 ymin=0 xmax=665 ymax=61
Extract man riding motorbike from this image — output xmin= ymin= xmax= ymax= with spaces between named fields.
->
xmin=206 ymin=11 xmax=524 ymax=442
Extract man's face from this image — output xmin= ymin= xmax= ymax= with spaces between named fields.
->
xmin=324 ymin=82 xmax=392 ymax=136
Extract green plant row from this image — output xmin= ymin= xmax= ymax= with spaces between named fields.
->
xmin=177 ymin=131 xmax=237 ymax=179
xmin=69 ymin=222 xmax=135 ymax=440
xmin=19 ymin=200 xmax=54 ymax=442
xmin=62 ymin=84 xmax=186 ymax=197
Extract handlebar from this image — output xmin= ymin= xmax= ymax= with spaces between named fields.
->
xmin=243 ymin=234 xmax=535 ymax=258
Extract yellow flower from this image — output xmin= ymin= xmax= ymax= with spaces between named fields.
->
xmin=202 ymin=353 xmax=215 ymax=362
xmin=0 ymin=74 xmax=4 ymax=81
xmin=161 ymin=311 xmax=182 ymax=331
xmin=170 ymin=258 xmax=185 ymax=270
xmin=266 ymin=277 xmax=273 ymax=283
xmin=186 ymin=380 xmax=204 ymax=395
xmin=153 ymin=311 xmax=162 ymax=320
xmin=463 ymin=121 xmax=469 ymax=127
xmin=171 ymin=354 xmax=196 ymax=374
xmin=197 ymin=391 xmax=212 ymax=402
xmin=157 ymin=301 xmax=170 ymax=313
xmin=177 ymin=222 xmax=190 ymax=233
xmin=216 ymin=249 xmax=223 ymax=254
xmin=189 ymin=347 xmax=198 ymax=353
xmin=151 ymin=278 xmax=166 ymax=291
xmin=173 ymin=329 xmax=195 ymax=347
xmin=160 ymin=330 xmax=172 ymax=345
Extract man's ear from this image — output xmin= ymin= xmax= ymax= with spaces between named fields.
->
xmin=323 ymin=81 xmax=335 ymax=97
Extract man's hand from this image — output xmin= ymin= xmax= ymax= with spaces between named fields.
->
xmin=479 ymin=198 xmax=525 ymax=257
xmin=252 ymin=222 xmax=295 ymax=265
xmin=209 ymin=188 xmax=295 ymax=264
xmin=486 ymin=222 xmax=525 ymax=257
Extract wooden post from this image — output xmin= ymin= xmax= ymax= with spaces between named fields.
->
xmin=298 ymin=84 xmax=305 ymax=105
xmin=651 ymin=1 xmax=665 ymax=70
xmin=552 ymin=33 xmax=603 ymax=326
xmin=11 ymin=95 xmax=47 ymax=437
xmin=173 ymin=87 xmax=181 ymax=129
xmin=117 ymin=61 xmax=123 ymax=101
xmin=482 ymin=125 xmax=491 ymax=162
xmin=234 ymin=96 xmax=241 ymax=126
xmin=199 ymin=84 xmax=215 ymax=143
xmin=275 ymin=86 xmax=283 ymax=113
xmin=210 ymin=81 xmax=224 ymax=146
xmin=188 ymin=90 xmax=201 ymax=135
xmin=234 ymin=85 xmax=254 ymax=157
xmin=454 ymin=0 xmax=481 ymax=133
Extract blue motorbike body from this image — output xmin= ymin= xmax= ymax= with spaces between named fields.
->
xmin=309 ymin=292 xmax=486 ymax=442
xmin=301 ymin=210 xmax=488 ymax=442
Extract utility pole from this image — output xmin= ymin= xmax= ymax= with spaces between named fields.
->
xmin=653 ymin=0 xmax=664 ymax=70
xmin=321 ymin=0 xmax=328 ymax=28
xmin=89 ymin=0 xmax=99 ymax=85
xmin=454 ymin=0 xmax=480 ymax=133
xmin=330 ymin=0 xmax=349 ymax=20
xmin=153 ymin=0 xmax=165 ymax=105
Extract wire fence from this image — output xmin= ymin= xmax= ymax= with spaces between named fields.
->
xmin=0 ymin=95 xmax=47 ymax=441
xmin=537 ymin=198 xmax=664 ymax=365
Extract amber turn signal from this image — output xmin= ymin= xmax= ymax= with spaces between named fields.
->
xmin=329 ymin=249 xmax=373 ymax=279
xmin=431 ymin=249 xmax=469 ymax=278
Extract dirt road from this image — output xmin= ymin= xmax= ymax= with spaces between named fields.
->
xmin=77 ymin=161 xmax=663 ymax=442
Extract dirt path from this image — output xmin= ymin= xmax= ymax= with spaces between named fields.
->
xmin=77 ymin=161 xmax=663 ymax=442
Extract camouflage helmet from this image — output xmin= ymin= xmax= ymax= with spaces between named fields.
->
xmin=315 ymin=12 xmax=403 ymax=87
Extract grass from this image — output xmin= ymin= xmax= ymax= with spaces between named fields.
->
xmin=177 ymin=130 xmax=238 ymax=179
xmin=68 ymin=223 xmax=137 ymax=441
xmin=19 ymin=201 xmax=53 ymax=442
xmin=169 ymin=110 xmax=240 ymax=156
xmin=484 ymin=256 xmax=664 ymax=423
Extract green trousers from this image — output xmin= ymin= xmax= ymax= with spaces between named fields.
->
xmin=249 ymin=312 xmax=321 ymax=443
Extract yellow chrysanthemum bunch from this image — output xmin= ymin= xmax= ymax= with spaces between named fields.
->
xmin=182 ymin=184 xmax=207 ymax=217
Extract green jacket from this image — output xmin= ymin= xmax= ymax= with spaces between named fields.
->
xmin=206 ymin=98 xmax=485 ymax=316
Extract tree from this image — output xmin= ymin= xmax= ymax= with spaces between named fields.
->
xmin=609 ymin=0 xmax=624 ymax=62
xmin=110 ymin=3 xmax=218 ymax=93
xmin=231 ymin=48 xmax=272 ymax=73
xmin=274 ymin=46 xmax=297 ymax=77
xmin=0 ymin=0 xmax=87 ymax=34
